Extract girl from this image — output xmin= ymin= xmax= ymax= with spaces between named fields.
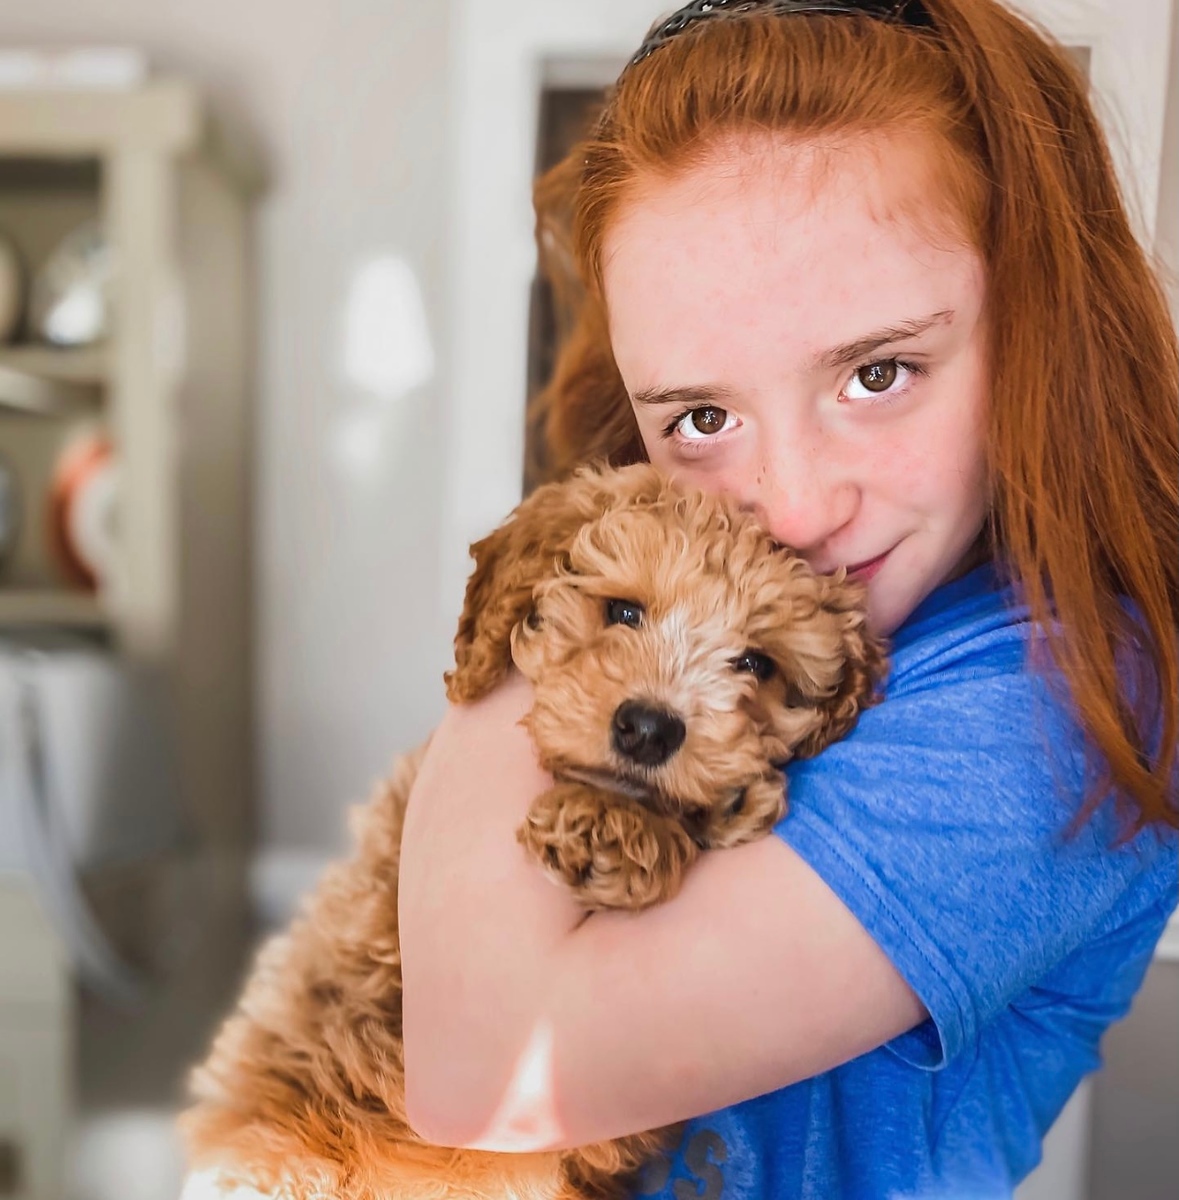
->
xmin=398 ymin=0 xmax=1178 ymax=1195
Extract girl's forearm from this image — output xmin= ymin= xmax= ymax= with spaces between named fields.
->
xmin=397 ymin=671 xmax=585 ymax=1142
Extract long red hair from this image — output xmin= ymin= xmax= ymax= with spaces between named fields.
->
xmin=529 ymin=0 xmax=1178 ymax=831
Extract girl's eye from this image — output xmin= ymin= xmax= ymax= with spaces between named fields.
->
xmin=842 ymin=358 xmax=925 ymax=403
xmin=730 ymin=651 xmax=775 ymax=681
xmin=666 ymin=405 xmax=739 ymax=441
xmin=605 ymin=598 xmax=644 ymax=628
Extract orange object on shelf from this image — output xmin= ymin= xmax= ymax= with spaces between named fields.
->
xmin=47 ymin=433 xmax=118 ymax=590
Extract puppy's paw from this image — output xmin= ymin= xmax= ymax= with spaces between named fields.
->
xmin=696 ymin=773 xmax=787 ymax=850
xmin=517 ymin=784 xmax=698 ymax=911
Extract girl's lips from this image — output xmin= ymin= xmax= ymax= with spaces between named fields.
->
xmin=846 ymin=549 xmax=892 ymax=582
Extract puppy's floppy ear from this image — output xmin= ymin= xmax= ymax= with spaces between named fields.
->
xmin=794 ymin=575 xmax=889 ymax=759
xmin=444 ymin=462 xmax=665 ymax=704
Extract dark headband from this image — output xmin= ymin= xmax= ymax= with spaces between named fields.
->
xmin=628 ymin=0 xmax=934 ymax=71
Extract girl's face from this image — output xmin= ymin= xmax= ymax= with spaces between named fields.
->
xmin=601 ymin=132 xmax=991 ymax=635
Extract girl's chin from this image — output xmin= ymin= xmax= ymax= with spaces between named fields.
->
xmin=862 ymin=569 xmax=925 ymax=637
xmin=865 ymin=599 xmax=903 ymax=638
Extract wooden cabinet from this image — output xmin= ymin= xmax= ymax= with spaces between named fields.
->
xmin=0 ymin=82 xmax=256 ymax=1200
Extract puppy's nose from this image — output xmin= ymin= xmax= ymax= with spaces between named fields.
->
xmin=611 ymin=701 xmax=686 ymax=766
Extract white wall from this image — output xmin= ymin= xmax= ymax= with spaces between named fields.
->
xmin=0 ymin=0 xmax=456 ymax=852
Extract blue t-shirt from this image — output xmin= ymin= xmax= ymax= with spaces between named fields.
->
xmin=635 ymin=563 xmax=1178 ymax=1200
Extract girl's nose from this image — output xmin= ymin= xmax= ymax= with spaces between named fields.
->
xmin=737 ymin=453 xmax=858 ymax=558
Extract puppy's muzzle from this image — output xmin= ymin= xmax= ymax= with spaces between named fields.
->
xmin=611 ymin=701 xmax=686 ymax=767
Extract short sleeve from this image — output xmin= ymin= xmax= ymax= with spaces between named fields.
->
xmin=773 ymin=656 xmax=1177 ymax=1071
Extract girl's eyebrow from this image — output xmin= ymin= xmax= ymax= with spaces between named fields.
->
xmin=815 ymin=310 xmax=955 ymax=370
xmin=632 ymin=383 xmax=739 ymax=409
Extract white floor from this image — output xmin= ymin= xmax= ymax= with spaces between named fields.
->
xmin=68 ymin=1110 xmax=187 ymax=1200
xmin=65 ymin=908 xmax=254 ymax=1200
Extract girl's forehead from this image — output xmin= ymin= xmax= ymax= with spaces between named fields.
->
xmin=601 ymin=131 xmax=985 ymax=367
xmin=606 ymin=130 xmax=973 ymax=273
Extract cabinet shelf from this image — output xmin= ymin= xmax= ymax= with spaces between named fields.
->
xmin=0 ymin=588 xmax=108 ymax=629
xmin=0 ymin=345 xmax=107 ymax=416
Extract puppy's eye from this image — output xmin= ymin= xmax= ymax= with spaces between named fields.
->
xmin=605 ymin=598 xmax=644 ymax=628
xmin=730 ymin=650 xmax=775 ymax=681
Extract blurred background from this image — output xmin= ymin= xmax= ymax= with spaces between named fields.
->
xmin=0 ymin=2 xmax=1173 ymax=1199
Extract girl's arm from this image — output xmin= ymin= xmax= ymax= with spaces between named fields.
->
xmin=397 ymin=671 xmax=925 ymax=1151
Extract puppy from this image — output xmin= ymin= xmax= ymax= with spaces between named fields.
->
xmin=179 ymin=462 xmax=886 ymax=1200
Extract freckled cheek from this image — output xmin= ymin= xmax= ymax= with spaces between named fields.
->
xmin=853 ymin=431 xmax=927 ymax=501
xmin=854 ymin=444 xmax=938 ymax=518
xmin=664 ymin=461 xmax=750 ymax=509
xmin=864 ymin=404 xmax=987 ymax=511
